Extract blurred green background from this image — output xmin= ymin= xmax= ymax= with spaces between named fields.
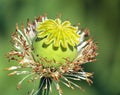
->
xmin=0 ymin=0 xmax=120 ymax=95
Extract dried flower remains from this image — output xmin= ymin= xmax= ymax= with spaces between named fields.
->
xmin=6 ymin=15 xmax=98 ymax=95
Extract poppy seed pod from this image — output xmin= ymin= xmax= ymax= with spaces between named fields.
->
xmin=32 ymin=19 xmax=79 ymax=67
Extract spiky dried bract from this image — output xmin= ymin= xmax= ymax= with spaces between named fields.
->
xmin=7 ymin=16 xmax=97 ymax=95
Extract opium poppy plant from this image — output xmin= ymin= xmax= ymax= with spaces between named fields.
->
xmin=6 ymin=15 xmax=98 ymax=95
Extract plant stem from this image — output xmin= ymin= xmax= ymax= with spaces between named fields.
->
xmin=37 ymin=77 xmax=52 ymax=95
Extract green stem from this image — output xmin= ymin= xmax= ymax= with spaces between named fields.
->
xmin=37 ymin=77 xmax=52 ymax=95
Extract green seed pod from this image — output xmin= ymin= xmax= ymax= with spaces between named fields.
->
xmin=33 ymin=37 xmax=77 ymax=67
xmin=32 ymin=18 xmax=80 ymax=67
